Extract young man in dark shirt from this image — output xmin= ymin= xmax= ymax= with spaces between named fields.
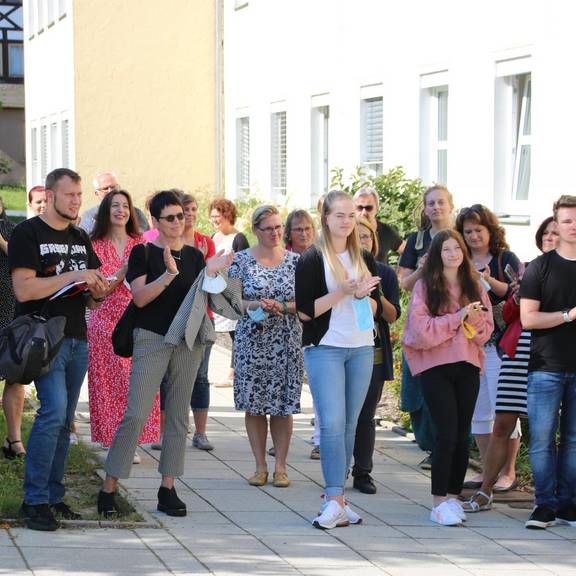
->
xmin=520 ymin=195 xmax=576 ymax=530
xmin=9 ymin=168 xmax=108 ymax=531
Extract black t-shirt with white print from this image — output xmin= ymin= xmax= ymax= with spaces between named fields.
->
xmin=8 ymin=216 xmax=101 ymax=340
xmin=519 ymin=249 xmax=576 ymax=372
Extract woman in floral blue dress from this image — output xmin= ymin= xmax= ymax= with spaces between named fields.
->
xmin=228 ymin=205 xmax=303 ymax=489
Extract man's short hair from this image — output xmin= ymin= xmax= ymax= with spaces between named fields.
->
xmin=553 ymin=195 xmax=576 ymax=221
xmin=45 ymin=168 xmax=81 ymax=191
xmin=353 ymin=186 xmax=379 ymax=210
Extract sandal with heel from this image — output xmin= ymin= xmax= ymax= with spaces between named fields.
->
xmin=2 ymin=438 xmax=25 ymax=460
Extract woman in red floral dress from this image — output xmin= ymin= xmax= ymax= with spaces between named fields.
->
xmin=88 ymin=190 xmax=160 ymax=448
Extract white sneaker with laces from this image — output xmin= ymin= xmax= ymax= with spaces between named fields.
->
xmin=430 ymin=501 xmax=463 ymax=526
xmin=133 ymin=451 xmax=141 ymax=464
xmin=313 ymin=500 xmax=349 ymax=530
xmin=447 ymin=498 xmax=467 ymax=522
xmin=319 ymin=496 xmax=362 ymax=525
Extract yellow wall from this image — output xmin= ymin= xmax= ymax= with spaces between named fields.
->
xmin=73 ymin=0 xmax=221 ymax=209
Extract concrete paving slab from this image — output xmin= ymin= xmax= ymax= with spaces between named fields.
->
xmin=0 ymin=528 xmax=15 ymax=547
xmin=10 ymin=527 xmax=147 ymax=549
xmin=0 ymin=546 xmax=28 ymax=571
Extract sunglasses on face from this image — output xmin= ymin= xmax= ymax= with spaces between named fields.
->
xmin=158 ymin=213 xmax=185 ymax=223
xmin=355 ymin=205 xmax=375 ymax=212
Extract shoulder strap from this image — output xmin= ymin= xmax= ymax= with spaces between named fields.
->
xmin=497 ymin=253 xmax=505 ymax=282
xmin=414 ymin=230 xmax=426 ymax=251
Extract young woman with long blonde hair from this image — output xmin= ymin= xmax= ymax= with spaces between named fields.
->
xmin=295 ymin=191 xmax=381 ymax=529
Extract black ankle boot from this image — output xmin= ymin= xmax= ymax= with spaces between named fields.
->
xmin=97 ymin=490 xmax=120 ymax=518
xmin=353 ymin=474 xmax=377 ymax=494
xmin=157 ymin=486 xmax=187 ymax=517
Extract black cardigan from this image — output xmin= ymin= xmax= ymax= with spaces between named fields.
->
xmin=295 ymin=245 xmax=382 ymax=347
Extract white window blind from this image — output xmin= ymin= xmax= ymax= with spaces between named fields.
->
xmin=271 ymin=111 xmax=287 ymax=197
xmin=31 ymin=127 xmax=38 ymax=183
xmin=361 ymin=97 xmax=383 ymax=174
xmin=61 ymin=119 xmax=70 ymax=168
xmin=436 ymin=88 xmax=448 ymax=184
xmin=40 ymin=124 xmax=48 ymax=180
xmin=50 ymin=122 xmax=58 ymax=169
xmin=311 ymin=105 xmax=329 ymax=205
xmin=236 ymin=117 xmax=250 ymax=194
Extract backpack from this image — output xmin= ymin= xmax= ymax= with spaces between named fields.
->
xmin=0 ymin=313 xmax=66 ymax=384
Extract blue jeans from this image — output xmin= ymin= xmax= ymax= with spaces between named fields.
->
xmin=158 ymin=341 xmax=212 ymax=412
xmin=527 ymin=370 xmax=576 ymax=510
xmin=24 ymin=339 xmax=88 ymax=505
xmin=304 ymin=345 xmax=373 ymax=497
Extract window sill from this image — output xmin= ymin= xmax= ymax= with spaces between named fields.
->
xmin=496 ymin=214 xmax=530 ymax=226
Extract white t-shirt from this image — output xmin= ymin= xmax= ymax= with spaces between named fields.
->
xmin=319 ymin=251 xmax=374 ymax=348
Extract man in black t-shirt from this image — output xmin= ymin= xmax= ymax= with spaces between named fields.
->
xmin=354 ymin=187 xmax=404 ymax=263
xmin=9 ymin=168 xmax=108 ymax=531
xmin=519 ymin=195 xmax=576 ymax=530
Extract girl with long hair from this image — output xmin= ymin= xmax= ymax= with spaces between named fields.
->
xmin=402 ymin=229 xmax=493 ymax=525
xmin=295 ymin=191 xmax=381 ymax=529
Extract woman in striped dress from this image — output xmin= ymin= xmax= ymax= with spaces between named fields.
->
xmin=464 ymin=216 xmax=559 ymax=512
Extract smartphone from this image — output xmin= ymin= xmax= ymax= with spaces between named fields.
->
xmin=479 ymin=276 xmax=491 ymax=291
xmin=504 ymin=263 xmax=518 ymax=283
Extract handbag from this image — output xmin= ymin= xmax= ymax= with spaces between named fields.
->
xmin=0 ymin=313 xmax=66 ymax=384
xmin=112 ymin=244 xmax=149 ymax=358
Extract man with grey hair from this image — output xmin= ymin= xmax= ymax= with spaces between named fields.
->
xmin=353 ymin=186 xmax=404 ymax=263
xmin=79 ymin=172 xmax=149 ymax=234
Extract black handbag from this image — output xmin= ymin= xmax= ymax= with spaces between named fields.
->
xmin=111 ymin=244 xmax=149 ymax=358
xmin=112 ymin=302 xmax=137 ymax=358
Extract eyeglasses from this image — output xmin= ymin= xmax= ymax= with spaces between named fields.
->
xmin=355 ymin=205 xmax=375 ymax=212
xmin=291 ymin=226 xmax=312 ymax=234
xmin=257 ymin=225 xmax=283 ymax=234
xmin=158 ymin=213 xmax=185 ymax=223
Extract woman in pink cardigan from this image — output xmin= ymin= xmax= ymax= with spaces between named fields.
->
xmin=402 ymin=229 xmax=493 ymax=526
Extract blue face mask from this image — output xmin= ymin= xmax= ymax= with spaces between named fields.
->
xmin=247 ymin=306 xmax=268 ymax=323
xmin=352 ymin=296 xmax=374 ymax=332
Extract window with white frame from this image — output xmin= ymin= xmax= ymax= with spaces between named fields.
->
xmin=236 ymin=116 xmax=250 ymax=195
xmin=271 ymin=110 xmax=287 ymax=198
xmin=50 ymin=121 xmax=58 ymax=169
xmin=61 ymin=119 xmax=69 ymax=168
xmin=494 ymin=58 xmax=531 ymax=211
xmin=419 ymin=73 xmax=449 ymax=186
xmin=311 ymin=104 xmax=329 ymax=206
xmin=361 ymin=96 xmax=383 ymax=176
xmin=31 ymin=126 xmax=38 ymax=183
xmin=40 ymin=124 xmax=48 ymax=180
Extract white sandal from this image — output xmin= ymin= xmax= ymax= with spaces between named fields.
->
xmin=462 ymin=490 xmax=493 ymax=512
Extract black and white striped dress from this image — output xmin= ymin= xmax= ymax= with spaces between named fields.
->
xmin=495 ymin=329 xmax=530 ymax=415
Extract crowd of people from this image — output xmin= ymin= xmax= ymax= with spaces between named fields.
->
xmin=0 ymin=169 xmax=575 ymax=534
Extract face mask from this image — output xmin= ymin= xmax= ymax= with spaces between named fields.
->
xmin=247 ymin=306 xmax=268 ymax=323
xmin=352 ymin=296 xmax=375 ymax=332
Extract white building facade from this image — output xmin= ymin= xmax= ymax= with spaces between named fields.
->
xmin=223 ymin=0 xmax=571 ymax=261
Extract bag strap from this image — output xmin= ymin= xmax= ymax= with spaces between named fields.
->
xmin=497 ymin=252 xmax=505 ymax=282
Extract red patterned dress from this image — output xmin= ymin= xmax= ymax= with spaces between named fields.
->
xmin=87 ymin=236 xmax=160 ymax=446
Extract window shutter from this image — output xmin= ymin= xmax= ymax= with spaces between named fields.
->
xmin=271 ymin=111 xmax=287 ymax=196
xmin=363 ymin=97 xmax=383 ymax=163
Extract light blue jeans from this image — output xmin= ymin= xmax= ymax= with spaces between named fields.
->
xmin=527 ymin=370 xmax=576 ymax=510
xmin=304 ymin=345 xmax=373 ymax=497
xmin=24 ymin=339 xmax=88 ymax=505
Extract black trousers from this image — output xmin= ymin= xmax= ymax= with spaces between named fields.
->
xmin=420 ymin=362 xmax=480 ymax=496
xmin=352 ymin=364 xmax=386 ymax=477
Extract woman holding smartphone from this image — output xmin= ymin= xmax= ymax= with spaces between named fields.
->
xmin=403 ymin=229 xmax=493 ymax=525
xmin=295 ymin=191 xmax=381 ymax=530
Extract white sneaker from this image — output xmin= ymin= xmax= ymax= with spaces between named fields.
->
xmin=430 ymin=501 xmax=463 ymax=526
xmin=313 ymin=500 xmax=349 ymax=530
xmin=319 ymin=496 xmax=362 ymax=525
xmin=69 ymin=433 xmax=78 ymax=445
xmin=447 ymin=498 xmax=467 ymax=522
xmin=133 ymin=451 xmax=141 ymax=464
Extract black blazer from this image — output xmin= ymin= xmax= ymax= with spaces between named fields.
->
xmin=295 ymin=245 xmax=382 ymax=347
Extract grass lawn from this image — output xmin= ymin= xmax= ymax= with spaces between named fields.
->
xmin=0 ymin=185 xmax=26 ymax=213
xmin=0 ymin=384 xmax=140 ymax=521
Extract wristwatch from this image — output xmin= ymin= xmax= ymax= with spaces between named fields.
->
xmin=562 ymin=309 xmax=572 ymax=323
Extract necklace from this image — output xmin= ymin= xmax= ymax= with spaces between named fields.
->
xmin=172 ymin=250 xmax=182 ymax=261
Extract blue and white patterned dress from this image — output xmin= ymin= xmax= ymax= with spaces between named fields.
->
xmin=228 ymin=249 xmax=303 ymax=416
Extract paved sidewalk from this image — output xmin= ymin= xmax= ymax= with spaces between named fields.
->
xmin=2 ymin=344 xmax=576 ymax=575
